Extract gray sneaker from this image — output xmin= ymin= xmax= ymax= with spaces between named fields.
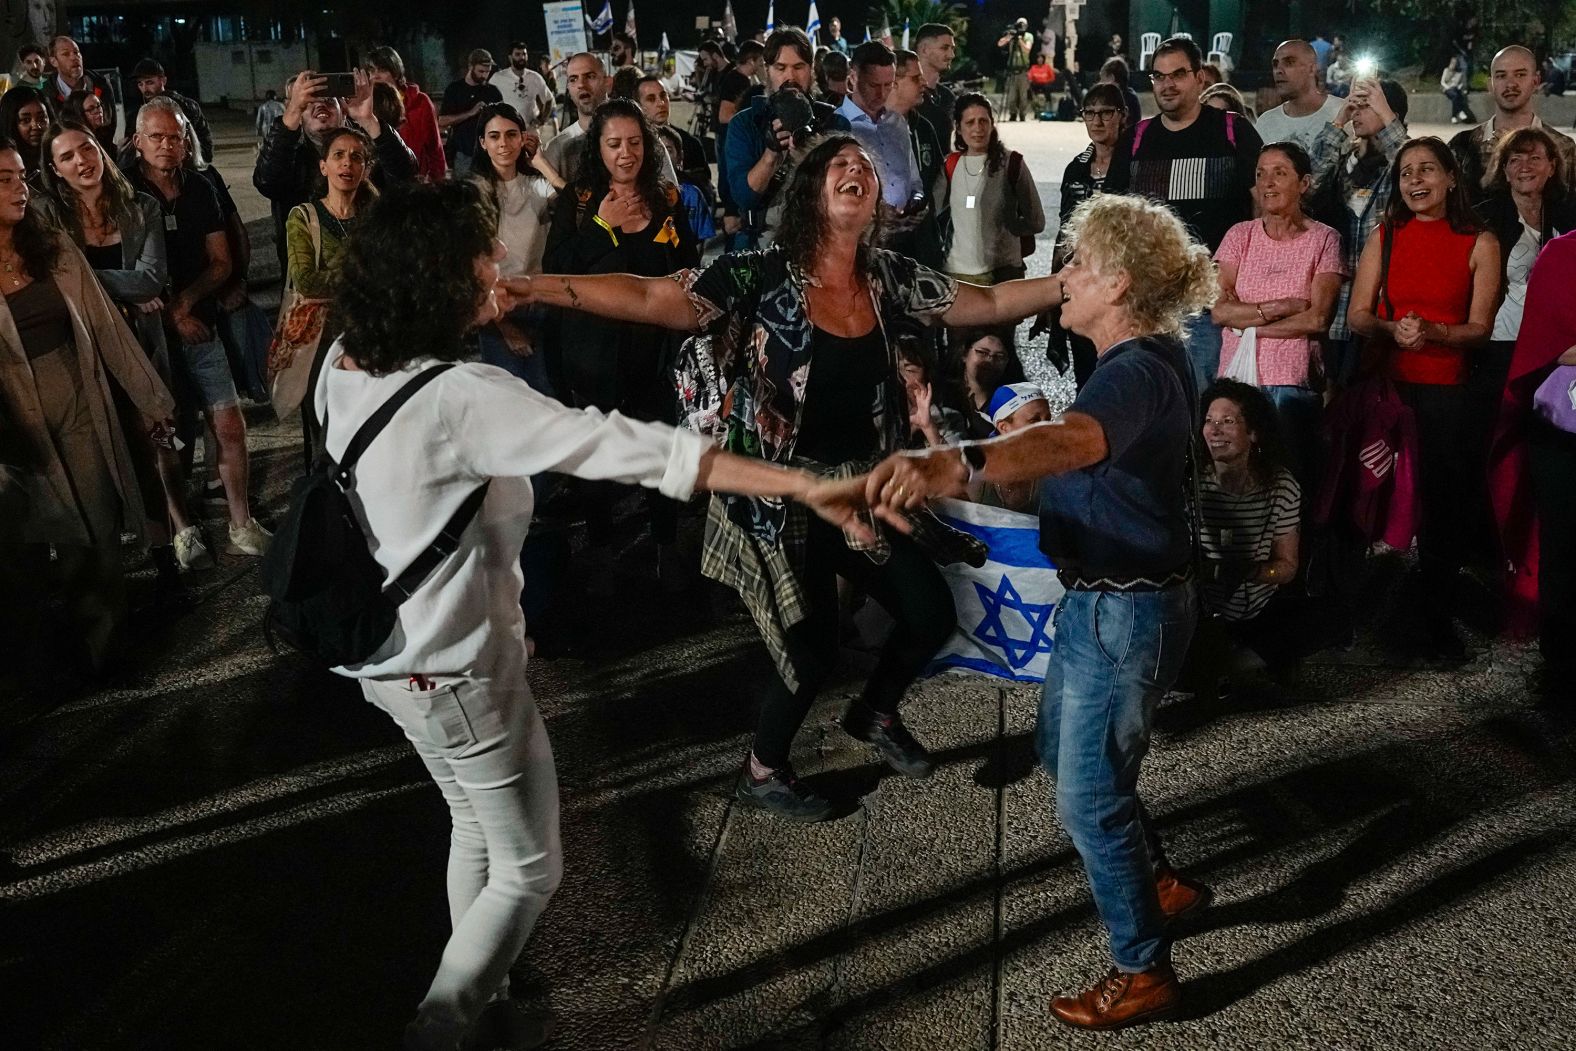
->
xmin=173 ymin=525 xmax=214 ymax=570
xmin=226 ymin=517 xmax=272 ymax=557
xmin=735 ymin=763 xmax=838 ymax=822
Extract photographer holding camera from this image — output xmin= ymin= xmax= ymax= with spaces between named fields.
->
xmin=724 ymin=26 xmax=851 ymax=247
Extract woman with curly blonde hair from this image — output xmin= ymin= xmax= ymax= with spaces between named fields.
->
xmin=868 ymin=192 xmax=1218 ymax=1032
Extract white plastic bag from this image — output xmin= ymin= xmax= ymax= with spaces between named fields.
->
xmin=1221 ymin=326 xmax=1259 ymax=386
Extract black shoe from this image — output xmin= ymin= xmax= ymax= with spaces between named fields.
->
xmin=843 ymin=704 xmax=935 ymax=779
xmin=735 ymin=763 xmax=837 ymax=822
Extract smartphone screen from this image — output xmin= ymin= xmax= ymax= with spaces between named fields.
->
xmin=321 ymin=72 xmax=357 ymax=98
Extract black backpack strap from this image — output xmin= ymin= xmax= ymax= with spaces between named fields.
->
xmin=382 ymin=479 xmax=491 ymax=602
xmin=334 ymin=363 xmax=457 ymax=487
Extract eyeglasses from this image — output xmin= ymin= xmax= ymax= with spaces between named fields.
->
xmin=1081 ymin=107 xmax=1120 ymax=121
xmin=1148 ymin=67 xmax=1197 ymax=85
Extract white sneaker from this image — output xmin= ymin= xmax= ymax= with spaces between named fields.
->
xmin=173 ymin=525 xmax=214 ymax=570
xmin=227 ymin=517 xmax=272 ymax=556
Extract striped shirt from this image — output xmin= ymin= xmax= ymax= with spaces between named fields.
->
xmin=1199 ymin=466 xmax=1301 ymax=621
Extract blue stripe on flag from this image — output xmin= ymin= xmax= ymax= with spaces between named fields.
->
xmin=928 ymin=652 xmax=1048 ymax=682
xmin=935 ymin=514 xmax=1055 ymax=571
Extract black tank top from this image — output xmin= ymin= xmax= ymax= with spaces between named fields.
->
xmin=793 ymin=324 xmax=887 ymax=465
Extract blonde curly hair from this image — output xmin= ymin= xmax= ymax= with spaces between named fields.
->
xmin=1060 ymin=194 xmax=1217 ymax=338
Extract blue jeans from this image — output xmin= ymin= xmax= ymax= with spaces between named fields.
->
xmin=1261 ymin=384 xmax=1323 ymax=491
xmin=1181 ymin=313 xmax=1222 ymax=398
xmin=1036 ymin=584 xmax=1198 ymax=972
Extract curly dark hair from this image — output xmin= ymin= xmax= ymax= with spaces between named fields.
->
xmin=312 ymin=126 xmax=378 ymax=209
xmin=0 ymin=136 xmax=61 ymax=280
xmin=1383 ymin=137 xmax=1483 ymax=235
xmin=1199 ymin=377 xmax=1285 ymax=488
xmin=951 ymin=92 xmax=1008 ymax=174
xmin=575 ymin=98 xmax=671 ymax=216
xmin=336 ymin=180 xmax=497 ymax=375
xmin=776 ymin=133 xmax=883 ymax=272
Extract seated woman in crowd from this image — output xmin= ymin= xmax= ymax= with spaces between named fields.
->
xmin=952 ymin=325 xmax=1025 ymax=438
xmin=0 ymin=139 xmax=176 ymax=676
xmin=0 ymin=87 xmax=49 ymax=181
xmin=35 ymin=120 xmax=210 ymax=591
xmin=1348 ymin=137 xmax=1499 ymax=659
xmin=1201 ymin=82 xmax=1255 ymax=119
xmin=1492 ymin=230 xmax=1576 ymax=709
xmin=1211 ymin=141 xmax=1345 ymax=486
xmin=1050 ymin=82 xmax=1126 ymax=389
xmin=62 ymin=89 xmax=114 ymax=150
xmin=1184 ymin=378 xmax=1303 ymax=698
xmin=516 ymin=134 xmax=1065 ymax=821
xmin=936 ymin=93 xmax=1045 ymax=285
xmin=320 ymin=178 xmax=873 ymax=1051
xmin=469 ymin=103 xmax=562 ymax=398
xmin=285 ymin=125 xmax=377 ymax=461
xmin=544 ymin=98 xmax=700 ymax=590
xmin=894 ymin=328 xmax=969 ymax=448
xmin=1469 ymin=128 xmax=1576 ymax=572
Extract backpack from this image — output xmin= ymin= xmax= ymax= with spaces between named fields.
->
xmin=943 ymin=150 xmax=1037 ymax=260
xmin=262 ymin=363 xmax=491 ymax=667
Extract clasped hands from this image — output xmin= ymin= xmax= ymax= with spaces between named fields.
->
xmin=795 ymin=448 xmax=971 ymax=542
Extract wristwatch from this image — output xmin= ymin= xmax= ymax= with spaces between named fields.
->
xmin=959 ymin=443 xmax=987 ymax=481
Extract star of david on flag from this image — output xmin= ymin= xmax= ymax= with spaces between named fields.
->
xmin=927 ymin=499 xmax=1062 ymax=681
xmin=588 ymin=0 xmax=614 ymax=35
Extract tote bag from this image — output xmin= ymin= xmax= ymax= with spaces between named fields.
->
xmin=1221 ymin=325 xmax=1260 ymax=386
xmin=1532 ymin=364 xmax=1576 ymax=434
xmin=268 ymin=204 xmax=330 ymax=419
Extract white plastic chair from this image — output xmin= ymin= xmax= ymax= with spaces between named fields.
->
xmin=1138 ymin=31 xmax=1161 ymax=71
xmin=1211 ymin=31 xmax=1233 ymax=57
xmin=1172 ymin=32 xmax=1193 ymax=42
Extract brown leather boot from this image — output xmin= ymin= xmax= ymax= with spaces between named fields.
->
xmin=1155 ymin=863 xmax=1213 ymax=922
xmin=1049 ymin=962 xmax=1181 ymax=1030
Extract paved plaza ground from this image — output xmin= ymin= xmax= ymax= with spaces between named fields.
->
xmin=3 ymin=115 xmax=1573 ymax=1050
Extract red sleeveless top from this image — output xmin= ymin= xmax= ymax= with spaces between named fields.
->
xmin=1381 ymin=218 xmax=1479 ymax=386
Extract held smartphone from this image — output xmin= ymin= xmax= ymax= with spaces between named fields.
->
xmin=320 ymin=72 xmax=357 ymax=98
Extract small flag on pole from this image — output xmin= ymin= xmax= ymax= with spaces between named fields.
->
xmin=863 ymin=26 xmax=872 ymax=42
xmin=723 ymin=0 xmax=737 ymax=42
xmin=807 ymin=1 xmax=821 ymax=41
xmin=625 ymin=0 xmax=637 ymax=46
xmin=766 ymin=0 xmax=775 ymax=32
xmin=659 ymin=31 xmax=670 ymax=56
xmin=588 ymin=0 xmax=614 ymax=35
xmin=902 ymin=17 xmax=910 ymax=49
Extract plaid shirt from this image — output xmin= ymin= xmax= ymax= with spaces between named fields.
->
xmin=1309 ymin=117 xmax=1408 ymax=340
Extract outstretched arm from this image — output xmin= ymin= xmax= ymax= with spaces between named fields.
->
xmin=864 ymin=412 xmax=1108 ymax=520
xmin=505 ymin=272 xmax=703 ymax=331
xmin=942 ymin=272 xmax=1064 ymax=328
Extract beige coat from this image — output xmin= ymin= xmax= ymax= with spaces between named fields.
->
xmin=0 ymin=238 xmax=175 ymax=546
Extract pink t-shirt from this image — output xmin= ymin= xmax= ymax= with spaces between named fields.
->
xmin=1214 ymin=219 xmax=1347 ymax=387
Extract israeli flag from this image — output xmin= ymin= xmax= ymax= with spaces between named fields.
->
xmin=928 ymin=498 xmax=1062 ymax=682
xmin=766 ymin=1 xmax=775 ymax=32
xmin=807 ymin=1 xmax=821 ymax=39
xmin=902 ymin=17 xmax=910 ymax=49
xmin=588 ymin=0 xmax=614 ymax=35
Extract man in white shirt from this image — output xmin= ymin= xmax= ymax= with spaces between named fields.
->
xmin=542 ymin=52 xmax=678 ymax=185
xmin=1254 ymin=39 xmax=1344 ymax=151
xmin=838 ymin=42 xmax=922 ymax=216
xmin=489 ymin=42 xmax=554 ymax=129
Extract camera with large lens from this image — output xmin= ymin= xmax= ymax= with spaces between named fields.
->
xmin=766 ymin=86 xmax=817 ymax=151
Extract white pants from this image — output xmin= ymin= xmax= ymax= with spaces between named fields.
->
xmin=361 ymin=671 xmax=562 ymax=1050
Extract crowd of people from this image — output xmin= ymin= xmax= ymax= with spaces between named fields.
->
xmin=2 ymin=21 xmax=1575 ymax=1051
